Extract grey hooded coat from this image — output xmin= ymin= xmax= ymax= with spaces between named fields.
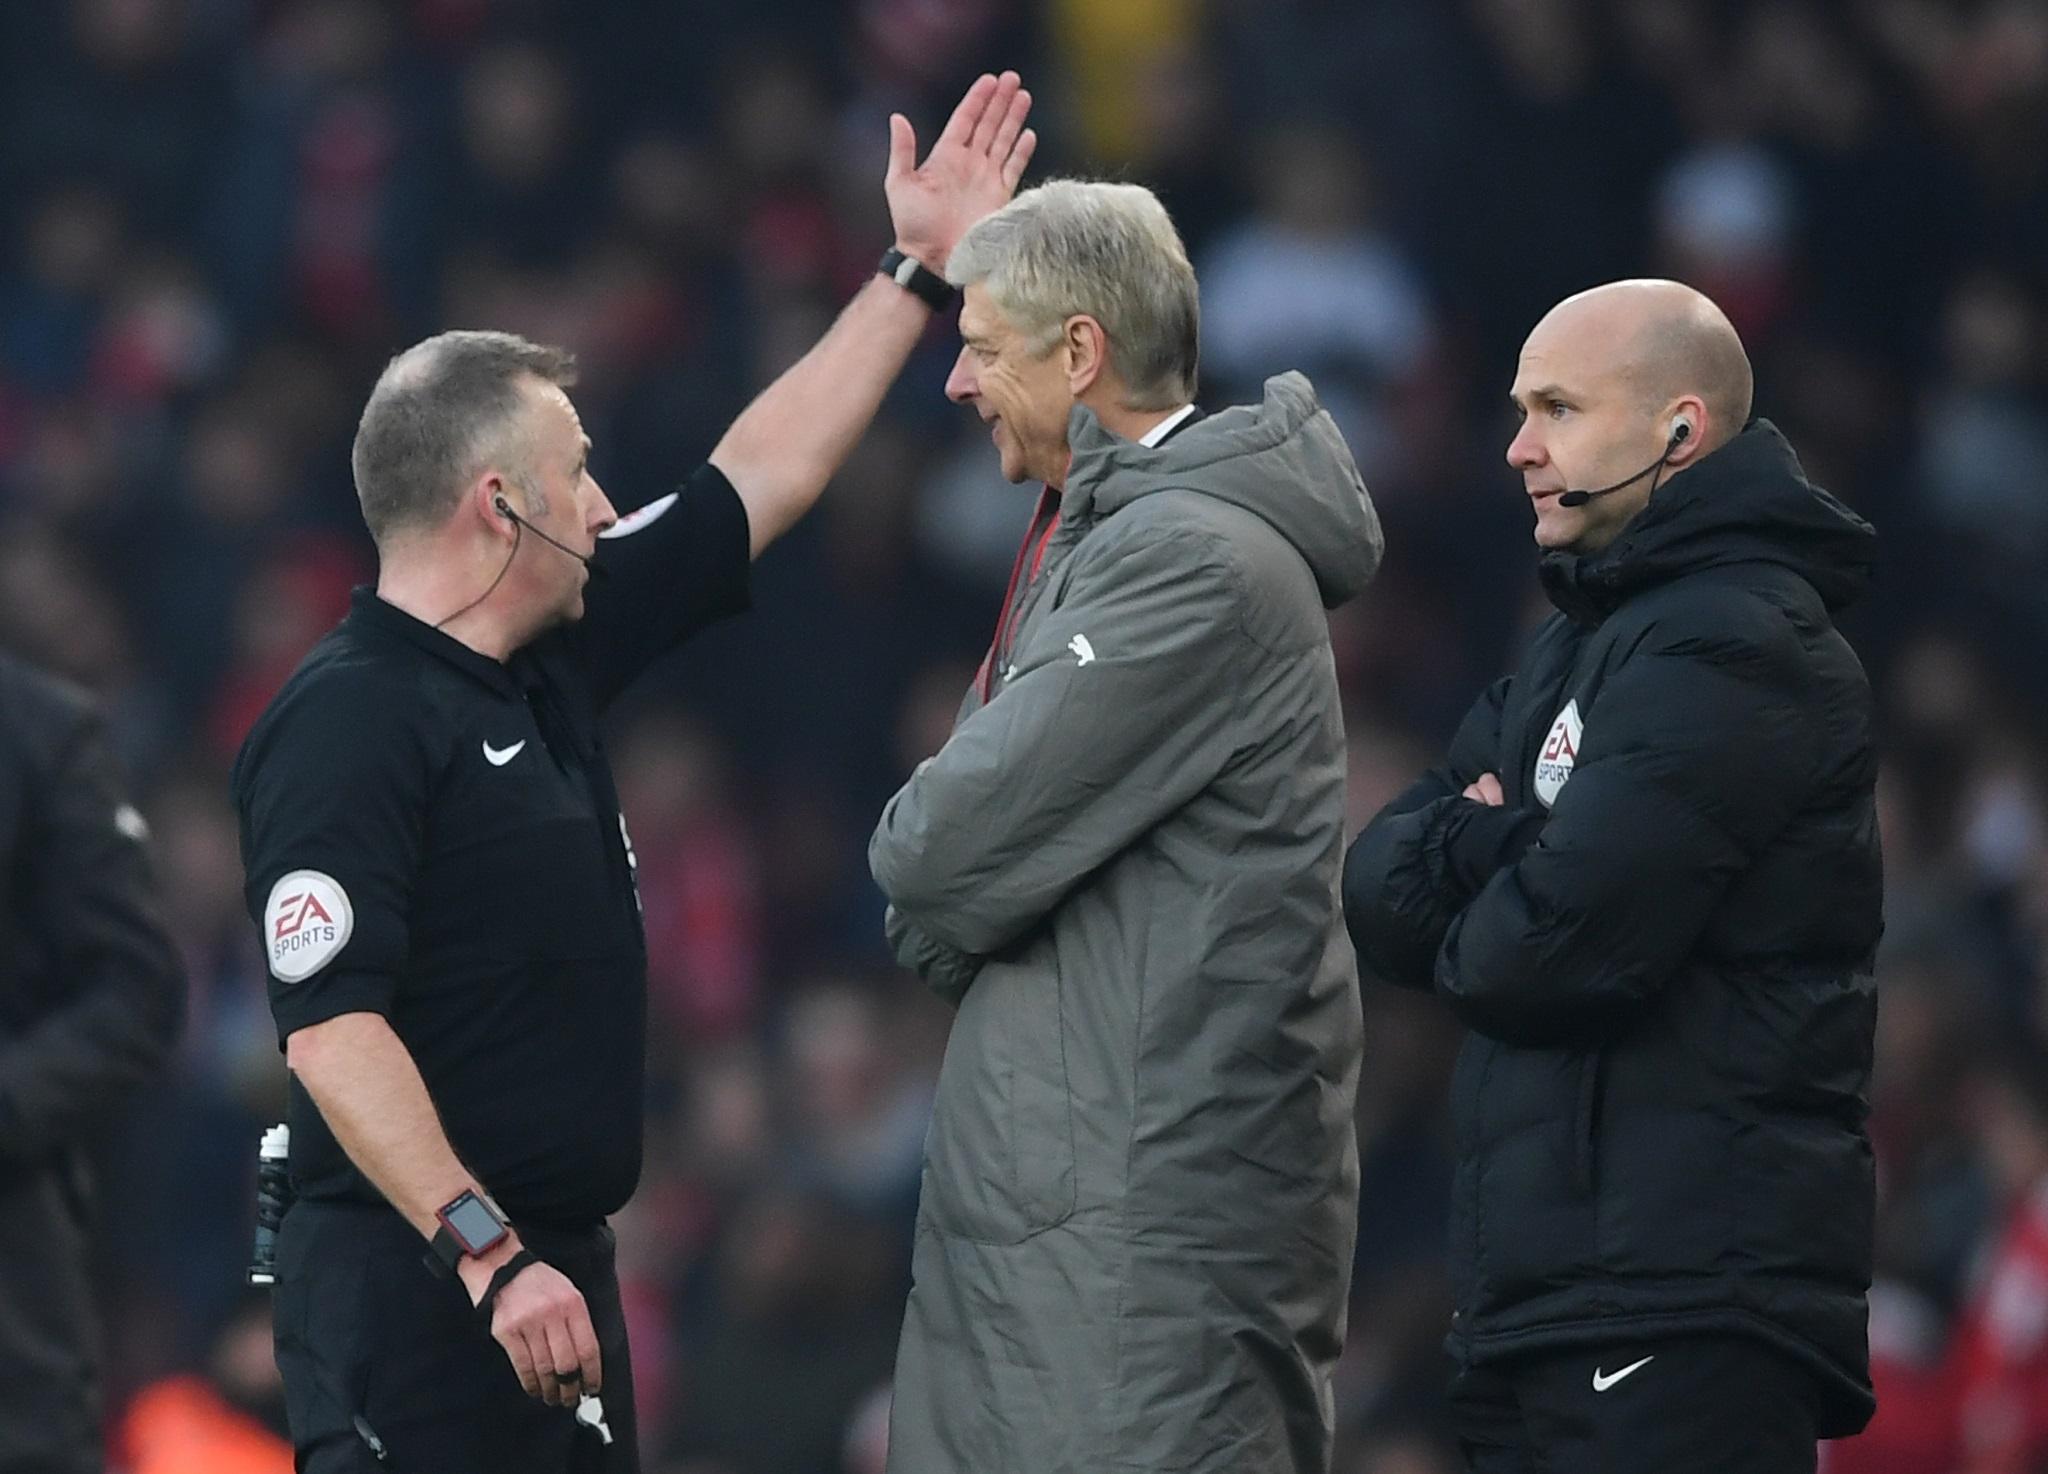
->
xmin=871 ymin=373 xmax=1383 ymax=1473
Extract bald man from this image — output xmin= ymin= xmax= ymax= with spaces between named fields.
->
xmin=1343 ymin=280 xmax=1882 ymax=1473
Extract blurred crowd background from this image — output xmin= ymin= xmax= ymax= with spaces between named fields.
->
xmin=2 ymin=0 xmax=2045 ymax=1470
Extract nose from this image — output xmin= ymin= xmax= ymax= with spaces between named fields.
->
xmin=1506 ymin=419 xmax=1546 ymax=471
xmin=945 ymin=346 xmax=977 ymax=405
xmin=588 ymin=479 xmax=617 ymax=535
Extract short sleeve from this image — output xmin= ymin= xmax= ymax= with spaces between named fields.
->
xmin=233 ymin=674 xmax=433 ymax=1044
xmin=565 ymin=463 xmax=753 ymax=709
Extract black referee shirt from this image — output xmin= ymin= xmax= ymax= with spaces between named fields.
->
xmin=233 ymin=464 xmax=750 ymax=1226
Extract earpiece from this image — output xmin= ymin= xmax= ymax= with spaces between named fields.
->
xmin=487 ymin=492 xmax=600 ymax=571
xmin=1558 ymin=418 xmax=1695 ymax=507
xmin=437 ymin=486 xmax=601 ymax=628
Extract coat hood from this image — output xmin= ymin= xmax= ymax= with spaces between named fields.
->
xmin=1058 ymin=372 xmax=1384 ymax=609
xmin=1540 ymin=418 xmax=1877 ymax=624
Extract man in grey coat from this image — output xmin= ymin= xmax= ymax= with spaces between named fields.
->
xmin=870 ymin=179 xmax=1383 ymax=1474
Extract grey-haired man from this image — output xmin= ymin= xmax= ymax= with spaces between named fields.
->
xmin=872 ymin=179 xmax=1384 ymax=1474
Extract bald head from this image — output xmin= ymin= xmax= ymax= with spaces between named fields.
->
xmin=352 ymin=330 xmax=576 ymax=545
xmin=1508 ymin=280 xmax=1756 ymax=552
xmin=1534 ymin=279 xmax=1752 ymax=449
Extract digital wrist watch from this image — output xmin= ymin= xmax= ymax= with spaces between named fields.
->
xmin=425 ymin=1188 xmax=510 ymax=1277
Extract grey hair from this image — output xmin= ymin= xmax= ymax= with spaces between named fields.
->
xmin=945 ymin=179 xmax=1199 ymax=411
xmin=351 ymin=330 xmax=577 ymax=543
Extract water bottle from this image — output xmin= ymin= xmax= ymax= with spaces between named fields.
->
xmin=248 ymin=1123 xmax=292 ymax=1286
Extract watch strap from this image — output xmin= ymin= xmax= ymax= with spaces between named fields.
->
xmin=878 ymin=247 xmax=954 ymax=311
xmin=426 ymin=1222 xmax=464 ymax=1277
xmin=476 ymin=1248 xmax=541 ymax=1322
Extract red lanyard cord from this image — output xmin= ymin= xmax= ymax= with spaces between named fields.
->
xmin=978 ymin=486 xmax=1061 ymax=701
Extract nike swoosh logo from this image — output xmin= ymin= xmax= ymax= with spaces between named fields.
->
xmin=482 ymin=740 xmax=526 ymax=767
xmin=1591 ymin=1355 xmax=1655 ymax=1392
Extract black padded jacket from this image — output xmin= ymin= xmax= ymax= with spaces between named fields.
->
xmin=1342 ymin=421 xmax=1883 ymax=1436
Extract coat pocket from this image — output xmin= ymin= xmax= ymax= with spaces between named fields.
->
xmin=1573 ymin=1050 xmax=1602 ymax=1195
xmin=921 ymin=935 xmax=1077 ymax=1244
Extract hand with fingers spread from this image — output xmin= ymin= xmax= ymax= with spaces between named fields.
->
xmin=886 ymin=69 xmax=1037 ymax=275
xmin=458 ymin=1240 xmax=603 ymax=1407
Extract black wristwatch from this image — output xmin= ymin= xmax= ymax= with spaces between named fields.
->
xmin=425 ymin=1188 xmax=510 ymax=1277
xmin=878 ymin=247 xmax=955 ymax=311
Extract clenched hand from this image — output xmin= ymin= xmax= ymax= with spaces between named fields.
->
xmin=462 ymin=1249 xmax=602 ymax=1406
xmin=1463 ymin=773 xmax=1505 ymax=806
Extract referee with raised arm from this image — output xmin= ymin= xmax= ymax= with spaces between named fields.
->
xmin=232 ymin=74 xmax=1035 ymax=1473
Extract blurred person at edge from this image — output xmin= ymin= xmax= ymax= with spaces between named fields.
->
xmin=1936 ymin=1039 xmax=2048 ymax=1474
xmin=114 ymin=1292 xmax=292 ymax=1474
xmin=1834 ymin=1035 xmax=2048 ymax=1474
xmin=0 ymin=649 xmax=185 ymax=1474
xmin=230 ymin=75 xmax=1035 ymax=1474
xmin=1343 ymin=280 xmax=1882 ymax=1473
xmin=870 ymin=180 xmax=1385 ymax=1472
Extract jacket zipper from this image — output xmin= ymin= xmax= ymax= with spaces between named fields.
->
xmin=1574 ymin=1051 xmax=1602 ymax=1194
xmin=978 ymin=486 xmax=1062 ymax=701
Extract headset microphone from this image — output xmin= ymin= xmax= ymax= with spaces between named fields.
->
xmin=434 ymin=495 xmax=606 ymax=630
xmin=494 ymin=496 xmax=606 ymax=576
xmin=1556 ymin=421 xmax=1690 ymax=509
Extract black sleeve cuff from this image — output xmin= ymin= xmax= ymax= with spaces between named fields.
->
xmin=683 ymin=462 xmax=753 ymax=619
xmin=1441 ymin=804 xmax=1548 ymax=894
xmin=272 ymin=970 xmax=397 ymax=1049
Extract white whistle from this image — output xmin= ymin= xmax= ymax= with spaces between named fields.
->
xmin=575 ymin=1391 xmax=614 ymax=1445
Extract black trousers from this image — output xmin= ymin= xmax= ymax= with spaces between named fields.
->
xmin=0 ymin=1162 xmax=101 ymax=1474
xmin=273 ymin=1199 xmax=638 ymax=1474
xmin=1450 ymin=1336 xmax=1820 ymax=1474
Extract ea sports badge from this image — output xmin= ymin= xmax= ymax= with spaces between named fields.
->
xmin=264 ymin=869 xmax=354 ymax=982
xmin=1533 ymin=699 xmax=1583 ymax=809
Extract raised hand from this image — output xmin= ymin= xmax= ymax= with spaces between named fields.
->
xmin=885 ymin=71 xmax=1037 ymax=275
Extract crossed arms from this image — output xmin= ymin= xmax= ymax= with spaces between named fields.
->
xmin=1342 ymin=621 xmax=1819 ymax=1047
